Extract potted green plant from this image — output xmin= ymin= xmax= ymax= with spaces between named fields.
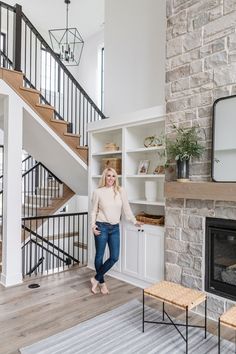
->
xmin=166 ymin=125 xmax=205 ymax=181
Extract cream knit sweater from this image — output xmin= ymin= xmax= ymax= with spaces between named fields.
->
xmin=91 ymin=186 xmax=137 ymax=227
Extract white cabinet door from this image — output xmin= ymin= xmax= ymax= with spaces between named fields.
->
xmin=142 ymin=226 xmax=164 ymax=283
xmin=122 ymin=224 xmax=142 ymax=278
xmin=122 ymin=223 xmax=164 ymax=282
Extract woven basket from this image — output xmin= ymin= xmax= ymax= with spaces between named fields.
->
xmin=101 ymin=157 xmax=122 ymax=174
xmin=136 ymin=213 xmax=165 ymax=226
xmin=104 ymin=143 xmax=119 ymax=151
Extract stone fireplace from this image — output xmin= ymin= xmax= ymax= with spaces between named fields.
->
xmin=164 ymin=193 xmax=236 ymax=320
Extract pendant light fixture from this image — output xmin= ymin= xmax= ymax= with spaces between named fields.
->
xmin=49 ymin=0 xmax=84 ymax=66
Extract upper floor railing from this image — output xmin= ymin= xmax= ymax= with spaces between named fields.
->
xmin=0 ymin=1 xmax=106 ymax=146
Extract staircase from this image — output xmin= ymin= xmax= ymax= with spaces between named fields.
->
xmin=0 ymin=68 xmax=88 ymax=163
xmin=0 ymin=1 xmax=102 ymax=280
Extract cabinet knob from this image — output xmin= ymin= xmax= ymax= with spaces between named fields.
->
xmin=141 ymin=229 xmax=144 ymax=232
xmin=138 ymin=229 xmax=141 ymax=232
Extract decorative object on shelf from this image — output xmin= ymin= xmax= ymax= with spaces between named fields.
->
xmin=144 ymin=134 xmax=164 ymax=148
xmin=104 ymin=143 xmax=119 ymax=151
xmin=145 ymin=181 xmax=158 ymax=201
xmin=136 ymin=212 xmax=164 ymax=226
xmin=153 ymin=165 xmax=165 ymax=174
xmin=49 ymin=0 xmax=84 ymax=66
xmin=137 ymin=160 xmax=150 ymax=174
xmin=101 ymin=157 xmax=121 ymax=174
xmin=166 ymin=125 xmax=205 ymax=182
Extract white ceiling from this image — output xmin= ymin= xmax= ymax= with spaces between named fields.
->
xmin=4 ymin=0 xmax=104 ymax=40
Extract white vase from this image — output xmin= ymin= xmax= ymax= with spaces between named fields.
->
xmin=145 ymin=181 xmax=158 ymax=202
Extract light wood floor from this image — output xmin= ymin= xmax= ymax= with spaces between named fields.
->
xmin=0 ymin=267 xmax=232 ymax=354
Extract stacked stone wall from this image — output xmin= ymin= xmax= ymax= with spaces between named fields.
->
xmin=165 ymin=0 xmax=236 ymax=318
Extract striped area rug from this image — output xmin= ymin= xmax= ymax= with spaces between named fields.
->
xmin=20 ymin=299 xmax=233 ymax=354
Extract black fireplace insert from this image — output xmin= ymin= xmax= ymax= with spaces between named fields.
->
xmin=205 ymin=217 xmax=236 ymax=300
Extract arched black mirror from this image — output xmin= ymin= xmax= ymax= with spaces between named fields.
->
xmin=212 ymin=95 xmax=236 ymax=182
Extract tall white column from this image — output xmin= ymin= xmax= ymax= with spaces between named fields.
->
xmin=1 ymin=93 xmax=23 ymax=286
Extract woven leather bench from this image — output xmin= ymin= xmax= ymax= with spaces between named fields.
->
xmin=142 ymin=281 xmax=207 ymax=354
xmin=218 ymin=306 xmax=236 ymax=353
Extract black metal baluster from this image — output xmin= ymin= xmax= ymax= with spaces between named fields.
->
xmin=49 ymin=53 xmax=52 ymax=104
xmin=29 ymin=221 xmax=32 ymax=276
xmin=45 ymin=48 xmax=47 ymax=101
xmin=24 ymin=22 xmax=27 ymax=75
xmin=67 ymin=76 xmax=69 ymax=126
xmin=41 ymin=217 xmax=44 ymax=274
xmin=82 ymin=214 xmax=85 ymax=265
xmin=52 ymin=216 xmax=55 ymax=270
xmin=68 ymin=215 xmax=70 ymax=267
xmin=71 ymin=81 xmax=73 ymax=134
xmin=63 ymin=214 xmax=65 ymax=269
xmin=78 ymin=91 xmax=81 ymax=138
xmin=82 ymin=95 xmax=85 ymax=146
xmin=6 ymin=8 xmax=9 ymax=68
xmin=34 ymin=35 xmax=37 ymax=88
xmin=73 ymin=215 xmax=75 ymax=265
xmin=58 ymin=66 xmax=61 ymax=117
xmin=22 ymin=219 xmax=25 ymax=277
xmin=29 ymin=28 xmax=32 ymax=82
xmin=63 ymin=71 xmax=65 ymax=120
xmin=47 ymin=218 xmax=49 ymax=274
xmin=58 ymin=216 xmax=60 ymax=269
xmin=75 ymin=89 xmax=78 ymax=134
xmin=54 ymin=57 xmax=56 ymax=109
xmin=85 ymin=213 xmax=89 ymax=265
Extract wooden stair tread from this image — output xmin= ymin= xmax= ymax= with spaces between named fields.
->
xmin=76 ymin=146 xmax=88 ymax=150
xmin=64 ymin=132 xmax=80 ymax=137
xmin=20 ymin=86 xmax=40 ymax=94
xmin=51 ymin=119 xmax=69 ymax=125
xmin=0 ymin=67 xmax=23 ymax=77
xmin=36 ymin=103 xmax=54 ymax=110
xmin=74 ymin=241 xmax=88 ymax=249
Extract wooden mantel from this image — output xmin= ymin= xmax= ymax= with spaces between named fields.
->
xmin=164 ymin=182 xmax=236 ymax=202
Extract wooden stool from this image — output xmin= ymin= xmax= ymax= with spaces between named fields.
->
xmin=142 ymin=281 xmax=207 ymax=354
xmin=218 ymin=306 xmax=236 ymax=353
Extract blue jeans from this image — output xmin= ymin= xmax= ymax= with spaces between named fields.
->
xmin=94 ymin=221 xmax=120 ymax=284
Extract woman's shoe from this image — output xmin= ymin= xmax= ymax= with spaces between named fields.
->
xmin=90 ymin=277 xmax=99 ymax=294
xmin=99 ymin=282 xmax=109 ymax=295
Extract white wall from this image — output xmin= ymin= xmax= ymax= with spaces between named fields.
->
xmin=70 ymin=30 xmax=104 ymax=108
xmin=104 ymin=0 xmax=166 ymax=117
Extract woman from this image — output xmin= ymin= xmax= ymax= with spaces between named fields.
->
xmin=90 ymin=167 xmax=143 ymax=295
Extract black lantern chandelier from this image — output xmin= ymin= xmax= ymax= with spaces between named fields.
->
xmin=49 ymin=0 xmax=84 ymax=66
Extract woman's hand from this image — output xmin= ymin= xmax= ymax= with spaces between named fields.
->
xmin=92 ymin=225 xmax=101 ymax=236
xmin=134 ymin=221 xmax=144 ymax=227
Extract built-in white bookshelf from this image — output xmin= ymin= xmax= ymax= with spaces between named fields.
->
xmin=89 ymin=118 xmax=166 ymax=213
xmin=88 ymin=110 xmax=165 ymax=287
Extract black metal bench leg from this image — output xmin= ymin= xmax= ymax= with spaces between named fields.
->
xmin=186 ymin=306 xmax=188 ymax=354
xmin=218 ymin=318 xmax=220 ymax=354
xmin=205 ymin=297 xmax=207 ymax=339
xmin=142 ymin=289 xmax=145 ymax=333
xmin=163 ymin=302 xmax=165 ymax=321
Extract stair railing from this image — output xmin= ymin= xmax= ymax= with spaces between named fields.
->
xmin=22 ymin=162 xmax=63 ymax=217
xmin=0 ymin=1 xmax=106 ymax=147
xmin=22 ymin=212 xmax=88 ymax=277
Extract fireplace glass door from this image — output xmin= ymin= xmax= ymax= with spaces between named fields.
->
xmin=206 ymin=217 xmax=236 ymax=300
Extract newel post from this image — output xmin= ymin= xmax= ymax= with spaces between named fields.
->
xmin=13 ymin=3 xmax=22 ymax=72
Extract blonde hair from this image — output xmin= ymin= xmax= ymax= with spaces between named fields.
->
xmin=99 ymin=168 xmax=120 ymax=195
